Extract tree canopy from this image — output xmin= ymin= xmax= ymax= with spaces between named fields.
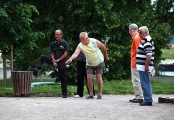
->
xmin=0 ymin=0 xmax=174 ymax=82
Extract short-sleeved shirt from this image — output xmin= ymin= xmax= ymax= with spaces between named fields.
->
xmin=78 ymin=38 xmax=104 ymax=66
xmin=50 ymin=39 xmax=69 ymax=69
xmin=136 ymin=35 xmax=155 ymax=72
xmin=130 ymin=32 xmax=142 ymax=68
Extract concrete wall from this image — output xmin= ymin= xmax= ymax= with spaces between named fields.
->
xmin=0 ymin=68 xmax=11 ymax=80
xmin=0 ymin=53 xmax=11 ymax=80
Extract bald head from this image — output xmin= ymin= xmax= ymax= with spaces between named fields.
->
xmin=79 ymin=32 xmax=88 ymax=38
xmin=79 ymin=32 xmax=89 ymax=45
xmin=55 ymin=29 xmax=63 ymax=36
xmin=55 ymin=29 xmax=63 ymax=41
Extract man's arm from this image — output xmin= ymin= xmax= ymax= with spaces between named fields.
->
xmin=96 ymin=40 xmax=109 ymax=61
xmin=145 ymin=55 xmax=151 ymax=72
xmin=51 ymin=52 xmax=56 ymax=63
xmin=56 ymin=51 xmax=68 ymax=62
xmin=66 ymin=46 xmax=81 ymax=63
xmin=51 ymin=51 xmax=68 ymax=63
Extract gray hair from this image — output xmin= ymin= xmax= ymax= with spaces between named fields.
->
xmin=129 ymin=23 xmax=138 ymax=30
xmin=139 ymin=26 xmax=149 ymax=35
xmin=55 ymin=29 xmax=63 ymax=36
xmin=79 ymin=32 xmax=88 ymax=38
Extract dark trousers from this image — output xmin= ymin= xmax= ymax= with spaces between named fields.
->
xmin=35 ymin=55 xmax=53 ymax=69
xmin=76 ymin=61 xmax=95 ymax=97
xmin=58 ymin=68 xmax=68 ymax=96
xmin=35 ymin=55 xmax=67 ymax=96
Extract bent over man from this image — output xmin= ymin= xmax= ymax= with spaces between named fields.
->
xmin=66 ymin=32 xmax=109 ymax=99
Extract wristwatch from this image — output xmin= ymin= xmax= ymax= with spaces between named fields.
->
xmin=57 ymin=59 xmax=60 ymax=62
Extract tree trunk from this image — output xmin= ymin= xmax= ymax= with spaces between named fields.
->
xmin=2 ymin=53 xmax=7 ymax=87
xmin=10 ymin=45 xmax=14 ymax=72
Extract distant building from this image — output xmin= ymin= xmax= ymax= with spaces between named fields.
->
xmin=158 ymin=64 xmax=174 ymax=76
xmin=0 ymin=53 xmax=11 ymax=80
xmin=168 ymin=38 xmax=174 ymax=48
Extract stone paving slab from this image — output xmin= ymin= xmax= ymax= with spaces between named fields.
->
xmin=158 ymin=97 xmax=174 ymax=104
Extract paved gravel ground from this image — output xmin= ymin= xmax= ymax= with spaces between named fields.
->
xmin=0 ymin=94 xmax=174 ymax=120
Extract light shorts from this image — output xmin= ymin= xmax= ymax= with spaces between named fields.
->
xmin=86 ymin=62 xmax=105 ymax=74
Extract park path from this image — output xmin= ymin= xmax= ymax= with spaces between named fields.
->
xmin=0 ymin=94 xmax=174 ymax=120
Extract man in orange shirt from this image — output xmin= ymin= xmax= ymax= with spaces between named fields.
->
xmin=129 ymin=23 xmax=143 ymax=103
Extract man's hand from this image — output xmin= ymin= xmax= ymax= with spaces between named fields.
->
xmin=65 ymin=58 xmax=72 ymax=64
xmin=52 ymin=59 xmax=58 ymax=66
xmin=53 ymin=62 xmax=57 ymax=67
xmin=52 ymin=59 xmax=57 ymax=63
xmin=104 ymin=56 xmax=109 ymax=62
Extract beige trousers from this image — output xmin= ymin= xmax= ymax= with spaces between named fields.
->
xmin=131 ymin=68 xmax=143 ymax=99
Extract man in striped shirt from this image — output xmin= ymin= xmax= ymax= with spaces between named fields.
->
xmin=136 ymin=26 xmax=155 ymax=106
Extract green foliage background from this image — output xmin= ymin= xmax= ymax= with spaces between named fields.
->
xmin=0 ymin=0 xmax=174 ymax=84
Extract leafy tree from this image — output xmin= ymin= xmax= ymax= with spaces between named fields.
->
xmin=0 ymin=0 xmax=45 ymax=71
xmin=1 ymin=0 xmax=173 ymax=83
xmin=27 ymin=0 xmax=173 ymax=81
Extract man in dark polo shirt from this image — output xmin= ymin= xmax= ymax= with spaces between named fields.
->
xmin=32 ymin=29 xmax=69 ymax=98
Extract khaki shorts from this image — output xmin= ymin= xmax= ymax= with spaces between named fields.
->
xmin=86 ymin=62 xmax=105 ymax=74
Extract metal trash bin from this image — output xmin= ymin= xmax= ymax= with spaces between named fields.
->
xmin=12 ymin=71 xmax=32 ymax=97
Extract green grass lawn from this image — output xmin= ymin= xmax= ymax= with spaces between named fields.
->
xmin=0 ymin=78 xmax=174 ymax=97
xmin=1 ymin=47 xmax=173 ymax=97
xmin=161 ymin=48 xmax=174 ymax=59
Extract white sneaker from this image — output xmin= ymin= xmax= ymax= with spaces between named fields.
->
xmin=74 ymin=95 xmax=81 ymax=98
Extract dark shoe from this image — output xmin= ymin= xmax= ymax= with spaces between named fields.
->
xmin=97 ymin=95 xmax=102 ymax=99
xmin=86 ymin=95 xmax=94 ymax=99
xmin=33 ymin=68 xmax=38 ymax=77
xmin=63 ymin=95 xmax=67 ymax=98
xmin=27 ymin=67 xmax=33 ymax=71
xmin=129 ymin=98 xmax=136 ymax=102
xmin=28 ymin=67 xmax=38 ymax=77
xmin=139 ymin=102 xmax=152 ymax=106
xmin=132 ymin=99 xmax=143 ymax=103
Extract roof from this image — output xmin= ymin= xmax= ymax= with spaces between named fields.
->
xmin=170 ymin=39 xmax=174 ymax=44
